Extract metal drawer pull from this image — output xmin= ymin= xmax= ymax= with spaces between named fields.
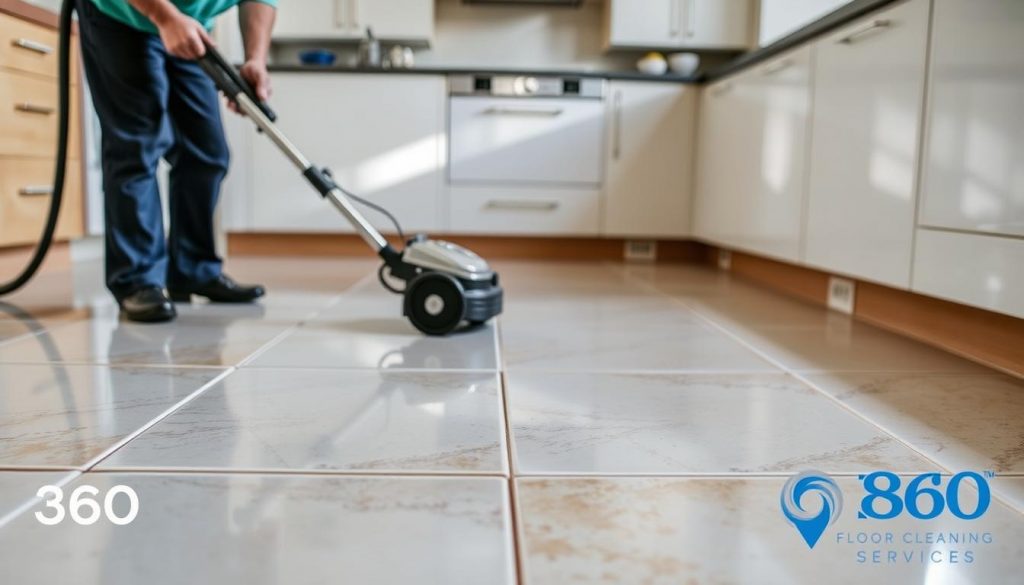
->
xmin=15 ymin=103 xmax=55 ymax=115
xmin=710 ymin=82 xmax=733 ymax=97
xmin=484 ymin=107 xmax=564 ymax=117
xmin=837 ymin=19 xmax=892 ymax=45
xmin=612 ymin=90 xmax=624 ymax=160
xmin=485 ymin=200 xmax=560 ymax=211
xmin=11 ymin=38 xmax=53 ymax=55
xmin=762 ymin=59 xmax=794 ymax=76
xmin=18 ymin=186 xmax=54 ymax=197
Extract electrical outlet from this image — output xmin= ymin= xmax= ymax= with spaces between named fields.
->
xmin=717 ymin=249 xmax=732 ymax=271
xmin=624 ymin=240 xmax=657 ymax=262
xmin=827 ymin=277 xmax=856 ymax=315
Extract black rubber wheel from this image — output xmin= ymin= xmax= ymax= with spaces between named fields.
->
xmin=404 ymin=272 xmax=467 ymax=336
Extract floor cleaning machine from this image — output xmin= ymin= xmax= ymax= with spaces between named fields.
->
xmin=0 ymin=0 xmax=503 ymax=337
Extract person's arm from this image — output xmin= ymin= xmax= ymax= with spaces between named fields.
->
xmin=237 ymin=1 xmax=276 ymax=102
xmin=128 ymin=0 xmax=213 ymax=59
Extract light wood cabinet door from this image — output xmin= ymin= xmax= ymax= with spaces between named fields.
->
xmin=0 ymin=158 xmax=83 ymax=246
xmin=603 ymin=81 xmax=696 ymax=238
xmin=803 ymin=0 xmax=930 ymax=288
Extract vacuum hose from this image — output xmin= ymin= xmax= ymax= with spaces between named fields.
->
xmin=0 ymin=0 xmax=74 ymax=295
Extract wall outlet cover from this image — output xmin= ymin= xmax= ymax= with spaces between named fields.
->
xmin=625 ymin=240 xmax=657 ymax=262
xmin=827 ymin=276 xmax=856 ymax=315
xmin=717 ymin=249 xmax=732 ymax=271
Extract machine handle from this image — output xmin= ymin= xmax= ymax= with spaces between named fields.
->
xmin=196 ymin=42 xmax=277 ymax=122
xmin=837 ymin=19 xmax=892 ymax=45
xmin=15 ymin=102 xmax=54 ymax=115
xmin=18 ymin=186 xmax=54 ymax=197
xmin=12 ymin=38 xmax=53 ymax=54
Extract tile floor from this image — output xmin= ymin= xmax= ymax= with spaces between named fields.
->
xmin=0 ymin=256 xmax=1021 ymax=584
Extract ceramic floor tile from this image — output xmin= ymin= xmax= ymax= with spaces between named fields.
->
xmin=508 ymin=372 xmax=936 ymax=474
xmin=493 ymin=261 xmax=646 ymax=299
xmin=725 ymin=320 xmax=986 ymax=373
xmin=101 ymin=368 xmax=506 ymax=473
xmin=0 ymin=471 xmax=74 ymax=519
xmin=516 ymin=476 xmax=1024 ymax=585
xmin=251 ymin=295 xmax=499 ymax=371
xmin=998 ymin=477 xmax=1024 ymax=515
xmin=804 ymin=372 xmax=1024 ymax=474
xmin=0 ymin=473 xmax=516 ymax=585
xmin=0 ymin=316 xmax=291 ymax=366
xmin=0 ymin=365 xmax=226 ymax=467
xmin=0 ymin=321 xmax=35 ymax=344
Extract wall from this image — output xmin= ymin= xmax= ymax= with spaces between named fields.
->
xmin=759 ymin=0 xmax=852 ymax=46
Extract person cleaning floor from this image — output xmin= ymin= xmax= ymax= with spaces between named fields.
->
xmin=77 ymin=0 xmax=276 ymax=323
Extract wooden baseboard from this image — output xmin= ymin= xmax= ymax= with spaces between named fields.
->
xmin=711 ymin=248 xmax=1024 ymax=378
xmin=227 ymin=233 xmax=709 ymax=263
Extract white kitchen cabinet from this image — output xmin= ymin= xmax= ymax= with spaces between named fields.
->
xmin=602 ymin=81 xmax=696 ymax=238
xmin=912 ymin=229 xmax=1024 ymax=319
xmin=241 ymin=73 xmax=445 ymax=234
xmin=758 ymin=0 xmax=853 ymax=46
xmin=605 ymin=0 xmax=752 ymax=50
xmin=918 ymin=0 xmax=1024 ymax=237
xmin=274 ymin=0 xmax=433 ymax=42
xmin=448 ymin=186 xmax=601 ymax=236
xmin=803 ymin=0 xmax=930 ymax=288
xmin=694 ymin=46 xmax=813 ymax=262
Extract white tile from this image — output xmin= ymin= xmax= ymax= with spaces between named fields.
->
xmin=804 ymin=372 xmax=1024 ymax=475
xmin=0 ymin=470 xmax=74 ymax=519
xmin=517 ymin=476 xmax=1024 ymax=585
xmin=508 ymin=372 xmax=936 ymax=474
xmin=0 ymin=473 xmax=516 ymax=585
xmin=0 ymin=365 xmax=226 ymax=467
xmin=0 ymin=316 xmax=290 ymax=367
xmin=102 ymin=369 xmax=506 ymax=473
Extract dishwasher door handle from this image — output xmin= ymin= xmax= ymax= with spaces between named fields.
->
xmin=483 ymin=106 xmax=564 ymax=117
xmin=485 ymin=199 xmax=560 ymax=211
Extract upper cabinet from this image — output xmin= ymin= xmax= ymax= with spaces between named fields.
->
xmin=602 ymin=81 xmax=697 ymax=238
xmin=918 ymin=0 xmax=1024 ymax=238
xmin=803 ymin=0 xmax=930 ymax=288
xmin=274 ymin=0 xmax=434 ymax=43
xmin=605 ymin=0 xmax=752 ymax=50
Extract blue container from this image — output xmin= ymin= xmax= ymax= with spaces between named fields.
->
xmin=299 ymin=49 xmax=337 ymax=66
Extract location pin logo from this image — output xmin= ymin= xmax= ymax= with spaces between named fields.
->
xmin=780 ymin=470 xmax=844 ymax=549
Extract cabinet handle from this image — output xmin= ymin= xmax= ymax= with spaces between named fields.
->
xmin=684 ymin=0 xmax=696 ymax=38
xmin=837 ymin=19 xmax=892 ymax=45
xmin=334 ymin=0 xmax=346 ymax=28
xmin=710 ymin=82 xmax=733 ymax=97
xmin=14 ymin=103 xmax=55 ymax=115
xmin=612 ymin=90 xmax=623 ymax=160
xmin=11 ymin=38 xmax=53 ymax=55
xmin=669 ymin=0 xmax=680 ymax=36
xmin=350 ymin=0 xmax=359 ymax=29
xmin=18 ymin=186 xmax=54 ymax=197
xmin=761 ymin=59 xmax=794 ymax=76
xmin=485 ymin=200 xmax=560 ymax=211
xmin=484 ymin=106 xmax=564 ymax=117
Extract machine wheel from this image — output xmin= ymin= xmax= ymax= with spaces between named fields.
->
xmin=404 ymin=272 xmax=467 ymax=336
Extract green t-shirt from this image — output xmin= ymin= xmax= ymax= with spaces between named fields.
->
xmin=90 ymin=0 xmax=277 ymax=34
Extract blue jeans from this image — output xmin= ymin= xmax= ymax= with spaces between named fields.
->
xmin=77 ymin=0 xmax=227 ymax=299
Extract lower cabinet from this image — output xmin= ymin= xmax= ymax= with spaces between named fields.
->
xmin=912 ymin=229 xmax=1024 ymax=319
xmin=449 ymin=186 xmax=601 ymax=236
xmin=238 ymin=73 xmax=445 ymax=234
xmin=694 ymin=46 xmax=813 ymax=263
xmin=602 ymin=80 xmax=696 ymax=239
xmin=803 ymin=0 xmax=930 ymax=287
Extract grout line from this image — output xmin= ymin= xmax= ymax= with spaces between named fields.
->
xmin=0 ymin=465 xmax=79 ymax=472
xmin=0 ymin=470 xmax=81 ymax=529
xmin=88 ymin=467 xmax=507 ymax=478
xmin=236 ymin=365 xmax=501 ymax=374
xmin=496 ymin=310 xmax=525 ymax=584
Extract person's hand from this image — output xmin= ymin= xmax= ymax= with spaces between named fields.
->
xmin=227 ymin=59 xmax=272 ymax=115
xmin=154 ymin=9 xmax=213 ymax=60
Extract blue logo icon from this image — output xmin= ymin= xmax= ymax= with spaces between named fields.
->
xmin=781 ymin=471 xmax=844 ymax=549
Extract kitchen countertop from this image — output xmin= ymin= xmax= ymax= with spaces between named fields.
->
xmin=0 ymin=0 xmax=62 ymax=28
xmin=266 ymin=64 xmax=700 ymax=84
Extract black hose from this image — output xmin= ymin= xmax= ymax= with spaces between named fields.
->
xmin=0 ymin=0 xmax=74 ymax=295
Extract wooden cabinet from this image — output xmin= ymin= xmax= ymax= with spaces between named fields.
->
xmin=694 ymin=46 xmax=813 ymax=262
xmin=240 ymin=73 xmax=445 ymax=234
xmin=274 ymin=0 xmax=433 ymax=42
xmin=605 ymin=0 xmax=752 ymax=50
xmin=803 ymin=0 xmax=930 ymax=288
xmin=602 ymin=81 xmax=696 ymax=238
xmin=918 ymin=0 xmax=1024 ymax=237
xmin=0 ymin=11 xmax=83 ymax=248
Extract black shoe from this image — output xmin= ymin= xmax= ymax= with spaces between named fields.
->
xmin=119 ymin=287 xmax=177 ymax=323
xmin=169 ymin=274 xmax=266 ymax=304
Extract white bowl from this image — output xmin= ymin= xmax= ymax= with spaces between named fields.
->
xmin=668 ymin=52 xmax=700 ymax=76
xmin=637 ymin=57 xmax=668 ymax=76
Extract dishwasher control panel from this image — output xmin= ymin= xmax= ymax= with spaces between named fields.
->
xmin=450 ymin=75 xmax=605 ymax=99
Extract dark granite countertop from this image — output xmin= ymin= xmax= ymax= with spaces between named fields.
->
xmin=266 ymin=64 xmax=700 ymax=84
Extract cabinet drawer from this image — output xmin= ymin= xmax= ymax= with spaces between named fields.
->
xmin=449 ymin=186 xmax=600 ymax=236
xmin=0 ymin=69 xmax=80 ymax=157
xmin=912 ymin=228 xmax=1024 ymax=319
xmin=0 ymin=158 xmax=83 ymax=246
xmin=0 ymin=13 xmax=57 ymax=78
